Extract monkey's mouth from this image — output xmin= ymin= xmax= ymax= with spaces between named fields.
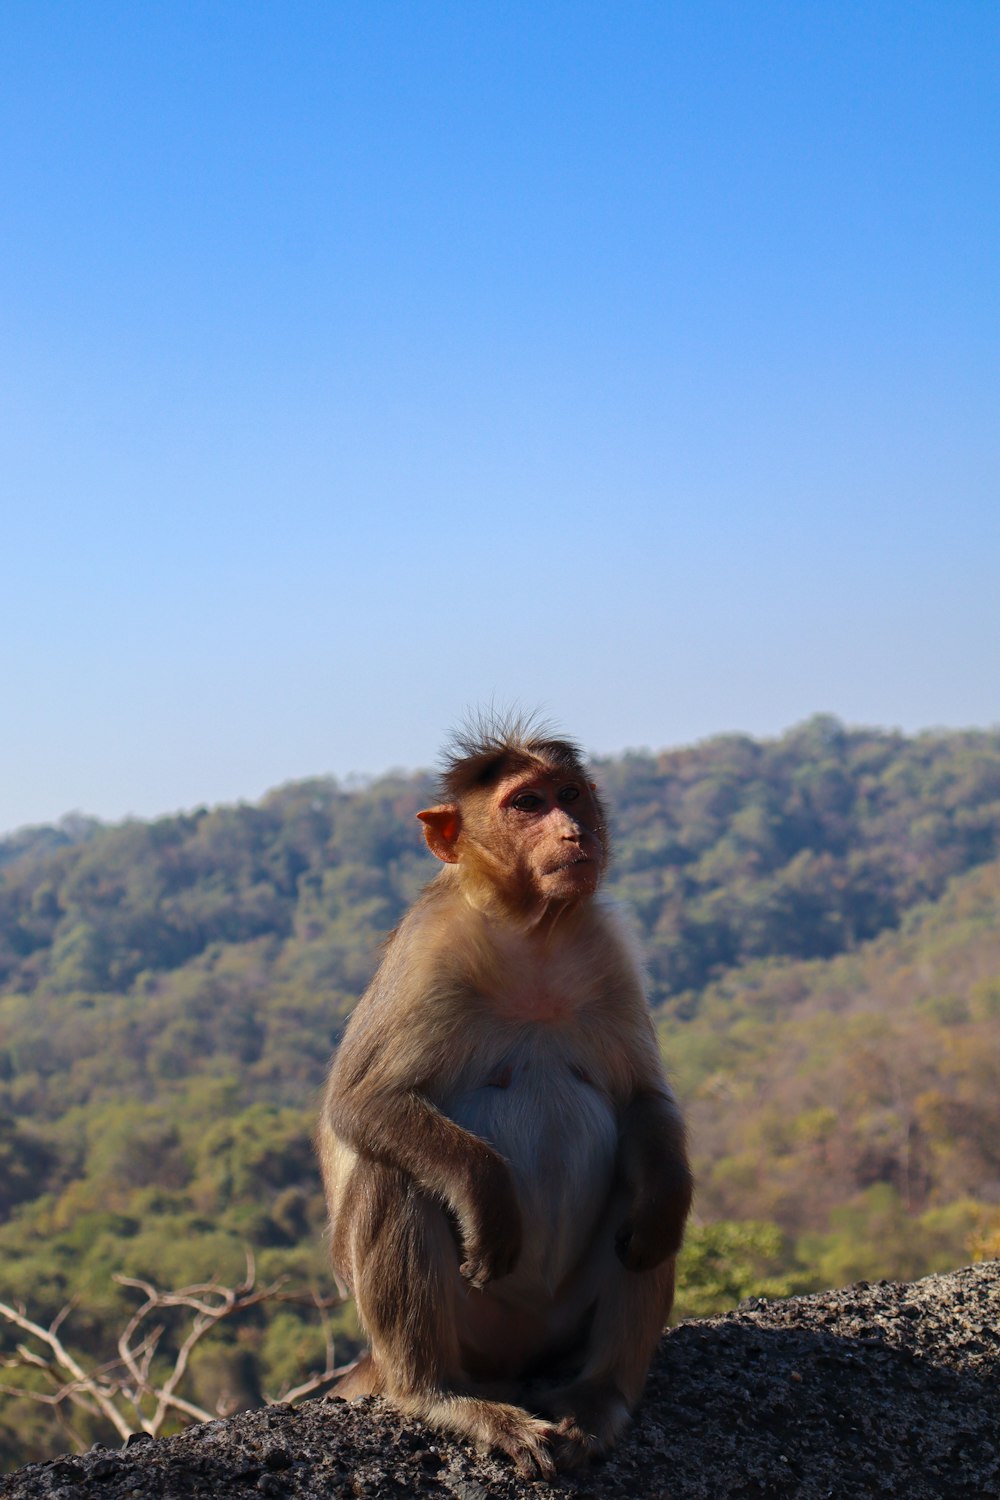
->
xmin=547 ymin=855 xmax=595 ymax=876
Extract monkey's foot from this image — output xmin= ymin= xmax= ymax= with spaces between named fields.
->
xmin=538 ymin=1376 xmax=631 ymax=1469
xmin=415 ymin=1393 xmax=559 ymax=1480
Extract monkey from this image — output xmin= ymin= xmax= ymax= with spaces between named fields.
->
xmin=316 ymin=714 xmax=692 ymax=1477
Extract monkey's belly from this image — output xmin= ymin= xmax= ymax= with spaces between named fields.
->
xmin=446 ymin=1055 xmax=619 ymax=1305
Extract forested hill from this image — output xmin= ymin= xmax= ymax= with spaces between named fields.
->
xmin=3 ymin=716 xmax=1000 ymax=1011
xmin=2 ymin=716 xmax=1000 ymax=1468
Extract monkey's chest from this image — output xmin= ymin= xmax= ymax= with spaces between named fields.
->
xmin=445 ymin=1050 xmax=619 ymax=1295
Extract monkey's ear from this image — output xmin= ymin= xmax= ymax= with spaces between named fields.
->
xmin=417 ymin=805 xmax=462 ymax=863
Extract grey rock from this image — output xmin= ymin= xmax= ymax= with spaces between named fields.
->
xmin=2 ymin=1262 xmax=999 ymax=1500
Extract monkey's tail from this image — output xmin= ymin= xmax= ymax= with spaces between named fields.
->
xmin=329 ymin=1351 xmax=384 ymax=1399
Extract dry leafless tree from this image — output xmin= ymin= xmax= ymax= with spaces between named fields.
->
xmin=0 ymin=1253 xmax=355 ymax=1452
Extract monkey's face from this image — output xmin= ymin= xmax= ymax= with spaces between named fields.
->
xmin=418 ymin=750 xmax=609 ymax=917
xmin=488 ymin=768 xmax=606 ymax=907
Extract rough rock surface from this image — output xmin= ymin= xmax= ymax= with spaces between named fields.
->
xmin=3 ymin=1263 xmax=998 ymax=1500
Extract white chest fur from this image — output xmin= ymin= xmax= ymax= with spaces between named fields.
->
xmin=444 ymin=1029 xmax=619 ymax=1299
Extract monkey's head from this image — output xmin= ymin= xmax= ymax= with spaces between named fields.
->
xmin=417 ymin=714 xmax=608 ymax=919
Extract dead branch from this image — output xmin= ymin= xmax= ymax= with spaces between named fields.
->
xmin=0 ymin=1260 xmax=349 ymax=1450
xmin=0 ymin=1299 xmax=133 ymax=1443
xmin=267 ymin=1287 xmax=356 ymax=1405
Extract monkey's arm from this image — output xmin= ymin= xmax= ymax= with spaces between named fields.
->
xmin=614 ymin=1088 xmax=693 ymax=1273
xmin=323 ymin=1013 xmax=522 ymax=1288
xmin=589 ymin=927 xmax=693 ymax=1273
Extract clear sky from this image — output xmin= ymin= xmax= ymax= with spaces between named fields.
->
xmin=2 ymin=1 xmax=997 ymax=834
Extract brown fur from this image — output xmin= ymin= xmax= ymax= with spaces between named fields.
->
xmin=316 ymin=717 xmax=692 ymax=1475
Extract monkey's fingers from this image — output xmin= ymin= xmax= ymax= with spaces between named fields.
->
xmin=459 ymin=1256 xmax=491 ymax=1289
xmin=458 ymin=1233 xmax=521 ymax=1286
xmin=615 ymin=1228 xmax=666 ymax=1272
xmin=615 ymin=1218 xmax=664 ymax=1271
xmin=540 ymin=1376 xmax=630 ymax=1467
xmin=459 ymin=1247 xmax=517 ymax=1288
xmin=615 ymin=1209 xmax=683 ymax=1272
xmin=551 ymin=1414 xmax=602 ymax=1470
xmin=491 ymin=1415 xmax=559 ymax=1480
xmin=614 ymin=1222 xmax=634 ymax=1261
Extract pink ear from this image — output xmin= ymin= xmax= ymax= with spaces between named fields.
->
xmin=416 ymin=805 xmax=461 ymax=863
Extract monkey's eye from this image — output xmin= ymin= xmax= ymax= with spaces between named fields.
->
xmin=511 ymin=792 xmax=544 ymax=812
xmin=559 ymin=786 xmax=581 ymax=803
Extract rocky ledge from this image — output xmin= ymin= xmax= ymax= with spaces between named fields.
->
xmin=3 ymin=1262 xmax=998 ymax=1500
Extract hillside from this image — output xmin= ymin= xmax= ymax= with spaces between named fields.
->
xmin=2 ymin=717 xmax=1000 ymax=1468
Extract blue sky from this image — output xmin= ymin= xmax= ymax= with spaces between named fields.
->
xmin=2 ymin=1 xmax=997 ymax=833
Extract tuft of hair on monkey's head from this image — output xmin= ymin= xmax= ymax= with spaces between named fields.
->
xmin=439 ymin=707 xmax=587 ymax=801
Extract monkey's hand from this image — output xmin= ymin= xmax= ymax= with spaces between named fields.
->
xmin=614 ymin=1159 xmax=693 ymax=1273
xmin=615 ymin=1092 xmax=693 ymax=1272
xmin=456 ymin=1150 xmax=523 ymax=1288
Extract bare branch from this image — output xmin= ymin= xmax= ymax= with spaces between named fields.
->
xmin=111 ymin=1261 xmax=317 ymax=1436
xmin=267 ymin=1288 xmax=353 ymax=1405
xmin=240 ymin=1248 xmax=256 ymax=1295
xmin=49 ymin=1301 xmax=76 ymax=1339
xmin=0 ymin=1299 xmax=134 ymax=1443
xmin=13 ymin=1344 xmax=54 ymax=1373
xmin=276 ymin=1357 xmax=355 ymax=1405
xmin=0 ymin=1382 xmax=64 ymax=1405
xmin=0 ymin=1266 xmax=349 ymax=1448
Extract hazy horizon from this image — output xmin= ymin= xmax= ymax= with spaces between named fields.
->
xmin=5 ymin=708 xmax=999 ymax=840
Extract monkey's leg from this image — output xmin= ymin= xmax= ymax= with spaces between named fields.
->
xmin=342 ymin=1161 xmax=561 ymax=1479
xmin=540 ymin=1251 xmax=676 ymax=1467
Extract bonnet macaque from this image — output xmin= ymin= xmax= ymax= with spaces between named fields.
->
xmin=317 ymin=717 xmax=692 ymax=1475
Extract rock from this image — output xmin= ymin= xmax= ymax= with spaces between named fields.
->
xmin=2 ymin=1262 xmax=999 ymax=1500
